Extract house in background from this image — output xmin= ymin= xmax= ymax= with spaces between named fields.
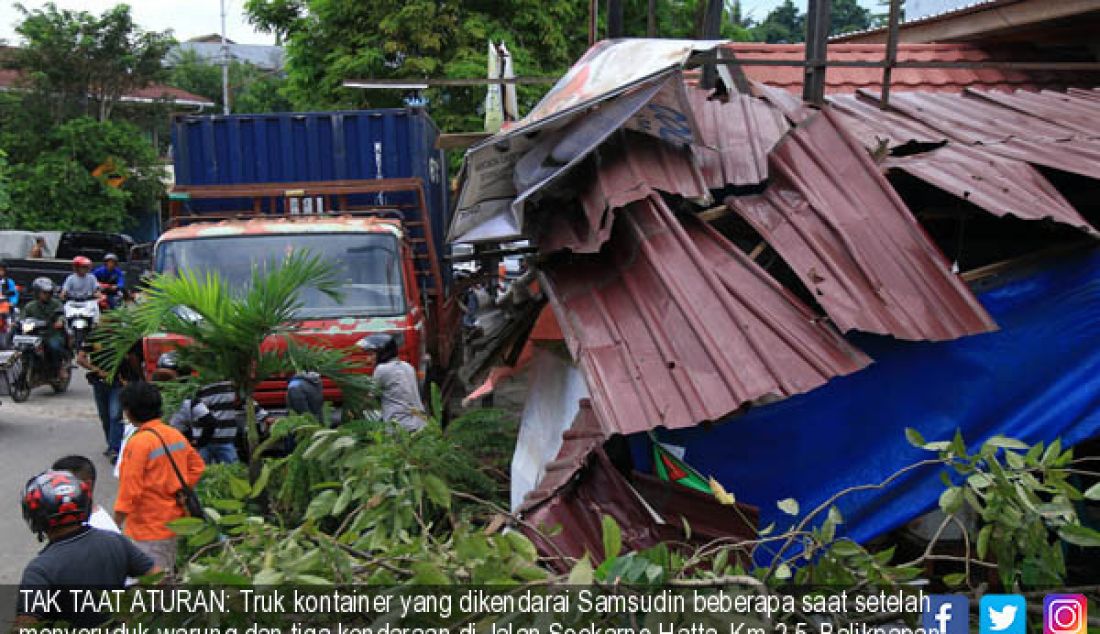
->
xmin=835 ymin=0 xmax=1100 ymax=54
xmin=170 ymin=35 xmax=285 ymax=72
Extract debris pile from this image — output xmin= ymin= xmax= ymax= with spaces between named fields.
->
xmin=448 ymin=39 xmax=1100 ymax=558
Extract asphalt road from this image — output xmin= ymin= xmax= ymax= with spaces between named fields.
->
xmin=0 ymin=376 xmax=117 ymax=583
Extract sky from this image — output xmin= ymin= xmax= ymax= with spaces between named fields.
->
xmin=0 ymin=0 xmax=885 ymax=47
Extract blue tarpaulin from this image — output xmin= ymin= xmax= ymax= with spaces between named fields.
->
xmin=631 ymin=246 xmax=1100 ymax=544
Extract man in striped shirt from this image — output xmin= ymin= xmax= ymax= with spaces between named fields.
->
xmin=170 ymin=381 xmax=274 ymax=464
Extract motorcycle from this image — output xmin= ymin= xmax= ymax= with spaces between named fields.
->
xmin=64 ymin=293 xmax=100 ymax=351
xmin=10 ymin=317 xmax=71 ymax=402
xmin=0 ymin=294 xmax=15 ymax=349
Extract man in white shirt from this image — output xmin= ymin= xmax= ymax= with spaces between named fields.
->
xmin=51 ymin=455 xmax=120 ymax=533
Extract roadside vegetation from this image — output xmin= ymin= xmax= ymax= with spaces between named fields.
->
xmin=103 ymin=258 xmax=1100 ymax=632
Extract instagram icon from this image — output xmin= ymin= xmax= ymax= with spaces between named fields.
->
xmin=1044 ymin=595 xmax=1088 ymax=634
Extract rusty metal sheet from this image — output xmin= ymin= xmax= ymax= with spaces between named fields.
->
xmin=687 ymin=89 xmax=790 ymax=188
xmin=726 ymin=109 xmax=998 ymax=341
xmin=517 ymin=399 xmax=605 ymax=514
xmin=829 ymin=93 xmax=946 ymax=147
xmin=880 ymin=90 xmax=1079 ymax=144
xmin=965 ymin=89 xmax=1100 ymax=137
xmin=541 ymin=195 xmax=870 ymax=436
xmin=983 ymin=137 xmax=1100 ymax=182
xmin=884 ymin=145 xmax=1096 ymax=234
xmin=538 ymin=132 xmax=710 ymax=255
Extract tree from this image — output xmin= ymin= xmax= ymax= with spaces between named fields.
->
xmin=871 ymin=0 xmax=906 ymax=28
xmin=3 ymin=117 xmax=165 ymax=232
xmin=831 ymin=0 xmax=872 ymax=36
xmin=14 ymin=3 xmax=176 ymax=122
xmin=754 ymin=0 xmax=804 ymax=43
xmin=244 ymin=0 xmax=588 ymax=132
xmin=168 ymin=49 xmax=292 ymax=114
xmin=0 ymin=150 xmax=10 ymax=216
xmin=99 ymin=251 xmax=374 ymax=479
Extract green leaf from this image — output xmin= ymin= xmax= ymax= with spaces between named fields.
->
xmin=167 ymin=516 xmax=207 ymax=536
xmin=306 ymin=489 xmax=338 ymax=520
xmin=254 ymin=568 xmax=284 ymax=585
xmin=601 ymin=514 xmax=622 ymax=560
xmin=229 ymin=476 xmax=251 ymax=500
xmin=1085 ymin=482 xmax=1100 ymax=501
xmin=422 ymin=474 xmax=451 ymax=510
xmin=1058 ymin=525 xmax=1100 ymax=548
xmin=777 ymin=498 xmax=800 ymax=516
xmin=775 ymin=563 xmax=792 ymax=580
xmin=410 ymin=562 xmax=451 ymax=585
xmin=568 ymin=555 xmax=594 ymax=585
xmin=905 ymin=427 xmax=925 ymax=448
xmin=985 ymin=435 xmax=1029 ymax=450
xmin=1042 ymin=438 xmax=1062 ymax=466
xmin=939 ymin=487 xmax=963 ymax=515
xmin=187 ymin=524 xmax=219 ymax=547
xmin=977 ymin=525 xmax=992 ymax=560
xmin=505 ymin=532 xmax=538 ymax=562
xmin=942 ymin=572 xmax=967 ymax=587
xmin=250 ymin=463 xmax=272 ymax=498
xmin=830 ymin=540 xmax=863 ymax=558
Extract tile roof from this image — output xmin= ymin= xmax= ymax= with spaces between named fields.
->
xmin=0 ymin=68 xmax=213 ymax=107
xmin=723 ymin=42 xmax=1095 ymax=94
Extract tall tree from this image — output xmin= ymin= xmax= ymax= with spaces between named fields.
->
xmin=754 ymin=0 xmax=804 ymax=43
xmin=14 ymin=3 xmax=175 ymax=122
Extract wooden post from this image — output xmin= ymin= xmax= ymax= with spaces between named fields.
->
xmin=608 ymin=0 xmax=624 ymax=38
xmin=700 ymin=0 xmax=723 ymax=89
xmin=880 ymin=0 xmax=902 ymax=109
xmin=647 ymin=0 xmax=657 ymax=36
xmin=803 ymin=0 xmax=832 ymax=106
xmin=589 ymin=0 xmax=599 ymax=45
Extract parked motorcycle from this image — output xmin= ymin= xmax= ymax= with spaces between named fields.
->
xmin=10 ymin=317 xmax=71 ymax=402
xmin=64 ymin=293 xmax=100 ymax=351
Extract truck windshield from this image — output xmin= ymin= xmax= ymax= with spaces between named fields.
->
xmin=156 ymin=233 xmax=405 ymax=318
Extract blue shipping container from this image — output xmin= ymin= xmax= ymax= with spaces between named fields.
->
xmin=171 ymin=108 xmax=449 ymax=281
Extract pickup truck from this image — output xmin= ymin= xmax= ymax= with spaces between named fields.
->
xmin=4 ymin=231 xmax=151 ymax=302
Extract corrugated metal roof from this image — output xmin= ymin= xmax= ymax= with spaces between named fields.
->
xmin=687 ymin=90 xmax=789 ymax=188
xmin=542 ymin=195 xmax=870 ymax=436
xmin=725 ymin=109 xmax=999 ymax=341
xmin=967 ymin=88 xmax=1100 ymax=137
xmin=828 ymin=93 xmax=1095 ymax=233
xmin=537 ymin=131 xmax=709 ymax=254
xmin=883 ymin=145 xmax=1095 ymax=233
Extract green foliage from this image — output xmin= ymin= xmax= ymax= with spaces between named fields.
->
xmin=173 ymin=406 xmax=528 ymax=587
xmin=0 ymin=149 xmax=11 ymax=214
xmin=2 ymin=117 xmax=165 ymax=231
xmin=96 ymin=251 xmax=374 ymax=468
xmin=909 ymin=429 xmax=1100 ymax=587
xmin=167 ymin=48 xmax=292 ymax=114
xmin=13 ymin=2 xmax=175 ymax=122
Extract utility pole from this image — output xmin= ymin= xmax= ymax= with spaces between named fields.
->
xmin=220 ymin=0 xmax=230 ymax=115
xmin=803 ymin=0 xmax=832 ymax=105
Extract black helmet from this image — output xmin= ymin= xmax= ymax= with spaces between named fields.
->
xmin=104 ymin=253 xmax=119 ymax=262
xmin=22 ymin=470 xmax=92 ymax=538
xmin=358 ymin=333 xmax=398 ymax=364
xmin=157 ymin=352 xmax=178 ymax=370
xmin=0 ymin=259 xmax=7 ymax=269
xmin=31 ymin=277 xmax=55 ymax=295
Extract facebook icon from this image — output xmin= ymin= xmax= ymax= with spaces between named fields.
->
xmin=924 ymin=595 xmax=970 ymax=634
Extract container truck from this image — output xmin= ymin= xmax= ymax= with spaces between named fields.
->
xmin=148 ymin=108 xmax=458 ymax=407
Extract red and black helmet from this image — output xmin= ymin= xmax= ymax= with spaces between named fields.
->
xmin=22 ymin=470 xmax=92 ymax=537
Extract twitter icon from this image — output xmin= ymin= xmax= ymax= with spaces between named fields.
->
xmin=981 ymin=595 xmax=1027 ymax=634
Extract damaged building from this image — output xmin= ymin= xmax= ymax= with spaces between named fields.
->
xmin=446 ymin=35 xmax=1100 ymax=563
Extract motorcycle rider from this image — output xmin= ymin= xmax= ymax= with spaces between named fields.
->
xmin=92 ymin=253 xmax=125 ymax=309
xmin=61 ymin=256 xmax=101 ymax=301
xmin=22 ymin=278 xmax=68 ymax=381
xmin=18 ymin=470 xmax=156 ymax=626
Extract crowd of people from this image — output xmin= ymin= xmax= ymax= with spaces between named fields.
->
xmin=15 ymin=331 xmax=429 ymax=625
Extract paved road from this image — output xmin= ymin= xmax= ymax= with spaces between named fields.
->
xmin=0 ymin=376 xmax=118 ymax=583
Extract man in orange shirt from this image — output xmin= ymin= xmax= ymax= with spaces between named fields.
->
xmin=114 ymin=381 xmax=205 ymax=574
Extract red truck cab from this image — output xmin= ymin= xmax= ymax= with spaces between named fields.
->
xmin=147 ymin=194 xmax=453 ymax=408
